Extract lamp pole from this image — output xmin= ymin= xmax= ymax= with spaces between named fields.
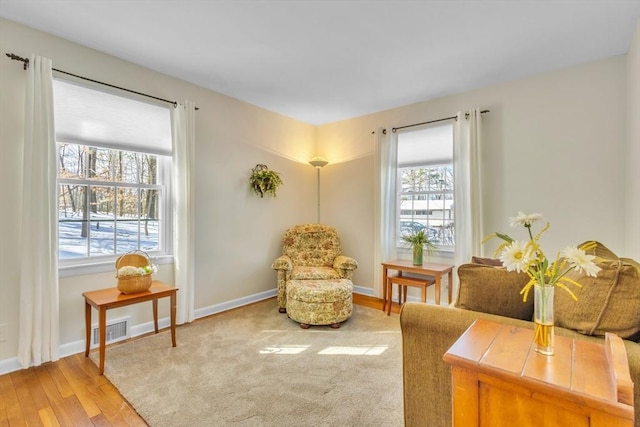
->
xmin=309 ymin=157 xmax=329 ymax=224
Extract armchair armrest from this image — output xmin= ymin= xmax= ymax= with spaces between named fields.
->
xmin=272 ymin=255 xmax=292 ymax=312
xmin=334 ymin=255 xmax=358 ymax=271
xmin=272 ymin=255 xmax=292 ymax=271
xmin=334 ymin=255 xmax=358 ymax=280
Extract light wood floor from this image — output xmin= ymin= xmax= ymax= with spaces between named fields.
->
xmin=0 ymin=294 xmax=400 ymax=426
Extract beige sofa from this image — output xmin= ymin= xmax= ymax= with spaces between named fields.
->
xmin=400 ymin=247 xmax=640 ymax=427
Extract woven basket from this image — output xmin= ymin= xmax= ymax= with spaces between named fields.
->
xmin=115 ymin=251 xmax=153 ymax=294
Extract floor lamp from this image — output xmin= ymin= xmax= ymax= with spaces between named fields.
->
xmin=309 ymin=156 xmax=328 ymax=223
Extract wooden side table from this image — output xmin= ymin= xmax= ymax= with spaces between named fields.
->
xmin=443 ymin=319 xmax=635 ymax=426
xmin=385 ymin=274 xmax=434 ymax=315
xmin=381 ymin=259 xmax=453 ymax=313
xmin=83 ymin=281 xmax=178 ymax=375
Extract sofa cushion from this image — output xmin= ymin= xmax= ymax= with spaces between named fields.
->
xmin=455 ymin=263 xmax=533 ymax=320
xmin=555 ymin=243 xmax=640 ymax=341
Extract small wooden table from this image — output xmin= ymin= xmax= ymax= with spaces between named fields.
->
xmin=83 ymin=281 xmax=178 ymax=375
xmin=443 ymin=319 xmax=635 ymax=426
xmin=381 ymin=259 xmax=454 ymax=313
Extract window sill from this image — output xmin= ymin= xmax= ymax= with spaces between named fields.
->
xmin=58 ymin=254 xmax=173 ymax=278
xmin=396 ymin=247 xmax=455 ymax=259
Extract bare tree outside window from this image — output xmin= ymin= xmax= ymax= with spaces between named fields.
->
xmin=58 ymin=143 xmax=164 ymax=259
xmin=399 ymin=165 xmax=455 ymax=247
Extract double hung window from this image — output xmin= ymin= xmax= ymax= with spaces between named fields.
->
xmin=397 ymin=123 xmax=455 ymax=251
xmin=58 ymin=145 xmax=169 ymax=258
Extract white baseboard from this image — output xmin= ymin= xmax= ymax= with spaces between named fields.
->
xmin=0 ymin=285 xmax=377 ymax=376
xmin=194 ymin=288 xmax=277 ymax=319
xmin=0 ymin=357 xmax=20 ymax=375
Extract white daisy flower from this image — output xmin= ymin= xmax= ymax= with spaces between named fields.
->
xmin=499 ymin=240 xmax=533 ymax=273
xmin=509 ymin=212 xmax=543 ymax=228
xmin=561 ymin=246 xmax=601 ymax=277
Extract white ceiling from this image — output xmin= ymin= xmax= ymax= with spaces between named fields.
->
xmin=1 ymin=1 xmax=638 ymax=125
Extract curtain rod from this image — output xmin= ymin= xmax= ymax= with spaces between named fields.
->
xmin=392 ymin=109 xmax=489 ymax=133
xmin=6 ymin=53 xmax=199 ymax=110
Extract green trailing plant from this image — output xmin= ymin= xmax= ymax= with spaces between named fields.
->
xmin=249 ymin=164 xmax=283 ymax=198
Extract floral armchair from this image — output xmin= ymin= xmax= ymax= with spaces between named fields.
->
xmin=271 ymin=224 xmax=358 ymax=313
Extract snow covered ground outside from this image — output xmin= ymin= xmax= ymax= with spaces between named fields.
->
xmin=59 ymin=212 xmax=159 ymax=259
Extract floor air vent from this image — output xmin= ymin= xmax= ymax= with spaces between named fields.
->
xmin=92 ymin=316 xmax=131 ymax=348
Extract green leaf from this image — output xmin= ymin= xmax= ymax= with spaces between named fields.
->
xmin=495 ymin=232 xmax=514 ymax=243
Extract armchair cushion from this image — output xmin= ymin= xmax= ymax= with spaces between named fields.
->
xmin=282 ymin=224 xmax=341 ymax=267
xmin=291 ymin=266 xmax=341 ymax=280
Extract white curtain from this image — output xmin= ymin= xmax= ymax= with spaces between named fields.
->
xmin=453 ymin=108 xmax=484 ymax=268
xmin=373 ymin=127 xmax=398 ymax=296
xmin=18 ymin=55 xmax=60 ymax=368
xmin=171 ymin=101 xmax=196 ymax=324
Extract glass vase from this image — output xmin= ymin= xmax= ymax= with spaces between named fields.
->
xmin=412 ymin=245 xmax=423 ymax=266
xmin=533 ymin=284 xmax=555 ymax=356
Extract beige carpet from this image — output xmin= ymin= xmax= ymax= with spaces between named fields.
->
xmin=94 ymin=298 xmax=404 ymax=426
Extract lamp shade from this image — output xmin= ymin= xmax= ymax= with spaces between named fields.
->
xmin=309 ymin=156 xmax=329 ymax=168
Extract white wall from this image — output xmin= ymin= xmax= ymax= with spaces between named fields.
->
xmin=627 ymin=20 xmax=640 ymax=260
xmin=318 ymin=55 xmax=632 ymax=295
xmin=0 ymin=18 xmax=317 ymax=364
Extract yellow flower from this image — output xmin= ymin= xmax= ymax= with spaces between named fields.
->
xmin=487 ymin=212 xmax=600 ymax=302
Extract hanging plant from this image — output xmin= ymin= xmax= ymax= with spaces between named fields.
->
xmin=249 ymin=164 xmax=283 ymax=198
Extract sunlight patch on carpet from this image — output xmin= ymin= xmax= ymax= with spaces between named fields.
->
xmin=318 ymin=345 xmax=388 ymax=355
xmin=259 ymin=344 xmax=310 ymax=354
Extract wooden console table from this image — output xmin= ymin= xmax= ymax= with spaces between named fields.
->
xmin=83 ymin=281 xmax=177 ymax=375
xmin=381 ymin=259 xmax=453 ymax=313
xmin=443 ymin=319 xmax=635 ymax=426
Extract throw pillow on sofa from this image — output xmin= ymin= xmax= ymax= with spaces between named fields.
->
xmin=471 ymin=256 xmax=503 ymax=266
xmin=555 ymin=243 xmax=640 ymax=341
xmin=455 ymin=263 xmax=533 ymax=321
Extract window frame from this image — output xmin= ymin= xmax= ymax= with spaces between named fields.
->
xmin=57 ymin=145 xmax=173 ymax=276
xmin=396 ymin=163 xmax=455 ymax=253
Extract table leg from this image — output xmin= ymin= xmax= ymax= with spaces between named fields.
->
xmin=381 ymin=266 xmax=388 ymax=313
xmin=421 ymin=285 xmax=426 ymax=303
xmin=448 ymin=270 xmax=453 ymax=304
xmin=84 ymin=300 xmax=91 ymax=357
xmin=153 ymin=299 xmax=159 ymax=333
xmin=435 ymin=274 xmax=441 ymax=306
xmin=170 ymin=292 xmax=177 ymax=347
xmin=99 ymin=307 xmax=106 ymax=375
xmin=386 ymin=278 xmax=392 ymax=316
